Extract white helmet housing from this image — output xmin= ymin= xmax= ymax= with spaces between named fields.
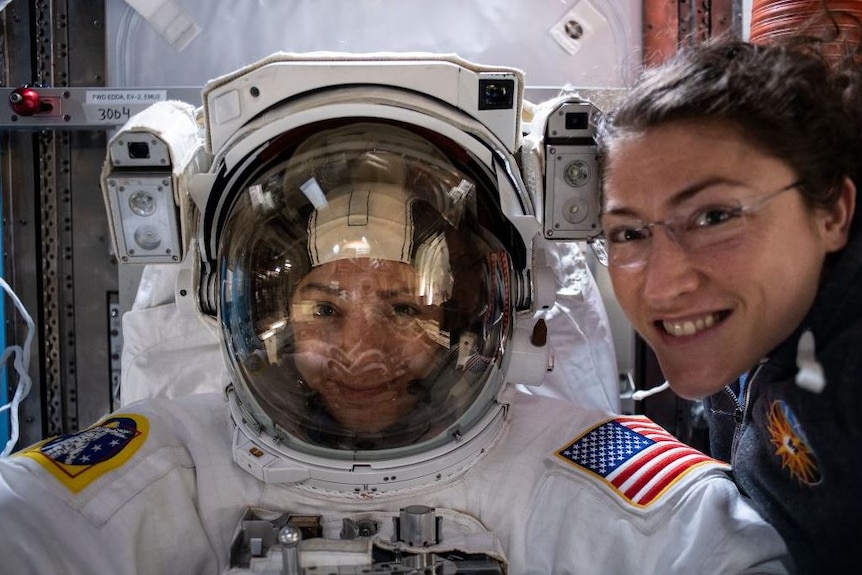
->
xmin=220 ymin=120 xmax=520 ymax=458
xmin=103 ymin=53 xmax=585 ymax=494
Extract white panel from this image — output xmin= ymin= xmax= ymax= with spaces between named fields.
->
xmin=742 ymin=0 xmax=753 ymax=39
xmin=106 ymin=0 xmax=641 ymax=90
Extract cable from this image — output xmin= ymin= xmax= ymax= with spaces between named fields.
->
xmin=630 ymin=381 xmax=670 ymax=401
xmin=0 ymin=277 xmax=35 ymax=457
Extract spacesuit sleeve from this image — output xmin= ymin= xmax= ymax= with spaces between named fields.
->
xmin=522 ymin=466 xmax=792 ymax=574
xmin=0 ymin=398 xmax=231 ymax=575
xmin=690 ymin=483 xmax=795 ymax=574
xmin=523 ymin=241 xmax=621 ymax=412
xmin=121 ymin=264 xmax=224 ymax=405
xmin=0 ymin=473 xmax=119 ymax=574
xmin=472 ymin=398 xmax=791 ymax=574
xmin=506 ymin=407 xmax=795 ymax=574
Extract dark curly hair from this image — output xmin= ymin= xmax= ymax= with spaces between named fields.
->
xmin=597 ymin=32 xmax=862 ymax=227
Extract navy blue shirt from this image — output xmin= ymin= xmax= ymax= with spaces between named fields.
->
xmin=705 ymin=227 xmax=862 ymax=575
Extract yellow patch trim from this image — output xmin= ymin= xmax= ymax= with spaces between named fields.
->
xmin=15 ymin=413 xmax=149 ymax=493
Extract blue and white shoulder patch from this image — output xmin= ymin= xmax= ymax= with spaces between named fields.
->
xmin=15 ymin=414 xmax=149 ymax=493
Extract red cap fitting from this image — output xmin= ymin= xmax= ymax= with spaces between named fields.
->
xmin=9 ymin=86 xmax=43 ymax=116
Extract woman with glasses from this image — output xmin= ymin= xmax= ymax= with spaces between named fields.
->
xmin=594 ymin=22 xmax=862 ymax=575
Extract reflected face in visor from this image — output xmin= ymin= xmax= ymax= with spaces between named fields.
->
xmin=291 ymin=258 xmax=445 ymax=433
xmin=218 ymin=121 xmax=516 ymax=453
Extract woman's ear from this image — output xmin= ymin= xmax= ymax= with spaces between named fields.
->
xmin=820 ymin=176 xmax=856 ymax=252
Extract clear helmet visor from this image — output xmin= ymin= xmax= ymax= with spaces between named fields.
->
xmin=218 ymin=121 xmax=515 ymax=455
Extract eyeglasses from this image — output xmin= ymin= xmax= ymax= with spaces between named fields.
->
xmin=589 ymin=180 xmax=802 ymax=268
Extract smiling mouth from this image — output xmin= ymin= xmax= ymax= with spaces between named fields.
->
xmin=660 ymin=311 xmax=729 ymax=337
xmin=335 ymin=380 xmax=400 ymax=402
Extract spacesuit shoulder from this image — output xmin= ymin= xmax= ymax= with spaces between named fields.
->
xmin=551 ymin=412 xmax=730 ymax=509
xmin=0 ymin=393 xmax=244 ymax=573
xmin=508 ymin=392 xmax=730 ymax=510
xmin=501 ymin=395 xmax=790 ymax=574
xmin=3 ymin=393 xmax=229 ymax=512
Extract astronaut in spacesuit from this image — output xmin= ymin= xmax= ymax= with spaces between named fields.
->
xmin=0 ymin=54 xmax=791 ymax=574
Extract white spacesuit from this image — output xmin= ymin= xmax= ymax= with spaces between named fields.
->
xmin=0 ymin=54 xmax=791 ymax=574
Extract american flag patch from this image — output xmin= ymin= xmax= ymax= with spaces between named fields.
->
xmin=556 ymin=416 xmax=728 ymax=507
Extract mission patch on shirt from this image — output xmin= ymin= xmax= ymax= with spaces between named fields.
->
xmin=766 ymin=399 xmax=821 ymax=486
xmin=15 ymin=414 xmax=148 ymax=493
xmin=556 ymin=415 xmax=729 ymax=507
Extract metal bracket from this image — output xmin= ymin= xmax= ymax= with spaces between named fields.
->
xmin=0 ymin=86 xmax=201 ymax=129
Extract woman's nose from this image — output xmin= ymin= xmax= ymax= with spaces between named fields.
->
xmin=640 ymin=228 xmax=701 ymax=307
xmin=341 ymin=306 xmax=391 ymax=349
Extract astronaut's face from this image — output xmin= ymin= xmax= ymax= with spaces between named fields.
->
xmin=602 ymin=119 xmax=853 ymax=399
xmin=291 ymin=258 xmax=445 ymax=433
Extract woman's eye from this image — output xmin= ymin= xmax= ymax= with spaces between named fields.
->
xmin=691 ymin=207 xmax=739 ymax=228
xmin=393 ymin=303 xmax=421 ymax=318
xmin=313 ymin=303 xmax=338 ymax=318
xmin=606 ymin=226 xmax=649 ymax=244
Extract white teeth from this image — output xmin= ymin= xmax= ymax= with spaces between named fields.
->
xmin=663 ymin=314 xmax=717 ymax=337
